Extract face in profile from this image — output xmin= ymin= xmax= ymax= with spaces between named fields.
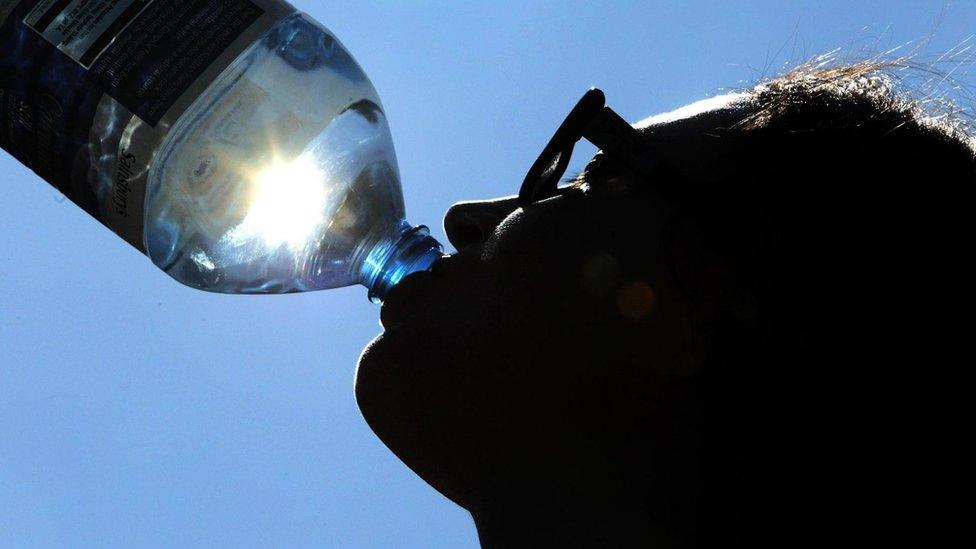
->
xmin=355 ymin=66 xmax=973 ymax=545
xmin=357 ymin=94 xmax=752 ymax=509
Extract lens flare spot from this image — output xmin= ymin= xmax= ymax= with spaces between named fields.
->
xmin=617 ymin=281 xmax=656 ymax=320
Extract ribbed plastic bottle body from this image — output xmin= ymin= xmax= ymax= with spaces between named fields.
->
xmin=146 ymin=13 xmax=413 ymax=294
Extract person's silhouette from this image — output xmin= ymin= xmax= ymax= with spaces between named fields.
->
xmin=356 ymin=62 xmax=972 ymax=547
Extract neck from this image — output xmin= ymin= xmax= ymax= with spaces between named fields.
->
xmin=471 ymin=496 xmax=681 ymax=548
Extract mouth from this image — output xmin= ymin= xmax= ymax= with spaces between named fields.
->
xmin=380 ymin=254 xmax=454 ymax=330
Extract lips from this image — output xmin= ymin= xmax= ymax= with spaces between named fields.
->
xmin=379 ymin=271 xmax=426 ymax=329
xmin=379 ymin=254 xmax=463 ymax=329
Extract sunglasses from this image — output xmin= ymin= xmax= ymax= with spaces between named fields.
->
xmin=518 ymin=88 xmax=658 ymax=206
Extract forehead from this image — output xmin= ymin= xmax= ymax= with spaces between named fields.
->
xmin=635 ymin=92 xmax=753 ymax=130
xmin=621 ymin=92 xmax=757 ymax=185
xmin=580 ymin=92 xmax=767 ymax=194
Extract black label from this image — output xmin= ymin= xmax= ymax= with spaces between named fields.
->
xmin=87 ymin=0 xmax=264 ymax=126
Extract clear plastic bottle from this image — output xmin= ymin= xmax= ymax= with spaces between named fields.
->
xmin=0 ymin=1 xmax=440 ymax=301
xmin=146 ymin=13 xmax=442 ymax=298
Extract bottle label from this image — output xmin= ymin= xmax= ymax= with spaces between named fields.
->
xmin=0 ymin=0 xmax=296 ymax=250
xmin=24 ymin=0 xmax=156 ymax=69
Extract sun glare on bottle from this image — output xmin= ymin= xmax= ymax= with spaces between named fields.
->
xmin=233 ymin=154 xmax=328 ymax=249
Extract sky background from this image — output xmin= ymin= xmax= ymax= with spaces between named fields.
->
xmin=2 ymin=1 xmax=974 ymax=547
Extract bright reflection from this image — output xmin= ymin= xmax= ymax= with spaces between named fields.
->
xmin=229 ymin=154 xmax=328 ymax=249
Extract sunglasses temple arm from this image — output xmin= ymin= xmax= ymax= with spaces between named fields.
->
xmin=584 ymin=107 xmax=658 ymax=180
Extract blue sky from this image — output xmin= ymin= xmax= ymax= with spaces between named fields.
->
xmin=2 ymin=1 xmax=974 ymax=547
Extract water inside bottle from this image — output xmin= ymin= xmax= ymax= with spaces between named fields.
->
xmin=145 ymin=14 xmax=409 ymax=294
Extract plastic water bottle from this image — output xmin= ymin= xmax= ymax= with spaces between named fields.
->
xmin=0 ymin=0 xmax=441 ymax=301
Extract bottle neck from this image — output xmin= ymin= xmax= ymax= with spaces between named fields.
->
xmin=361 ymin=224 xmax=443 ymax=303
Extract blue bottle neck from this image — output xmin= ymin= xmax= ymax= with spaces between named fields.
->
xmin=361 ymin=224 xmax=443 ymax=303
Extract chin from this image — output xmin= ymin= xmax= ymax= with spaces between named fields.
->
xmin=354 ymin=331 xmax=405 ymax=450
xmin=355 ymin=331 xmax=393 ymax=403
xmin=354 ymin=325 xmax=426 ymax=420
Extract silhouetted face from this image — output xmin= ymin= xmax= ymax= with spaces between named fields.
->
xmin=356 ymin=95 xmax=757 ymax=510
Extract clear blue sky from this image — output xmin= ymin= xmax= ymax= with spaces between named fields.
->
xmin=2 ymin=1 xmax=974 ymax=547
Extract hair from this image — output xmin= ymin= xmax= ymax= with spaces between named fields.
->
xmin=743 ymin=56 xmax=975 ymax=163
xmin=574 ymin=57 xmax=975 ymax=206
xmin=622 ymin=59 xmax=974 ymax=545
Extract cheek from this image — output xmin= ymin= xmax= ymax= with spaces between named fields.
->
xmin=357 ymin=295 xmax=537 ymax=449
xmin=478 ymin=207 xmax=554 ymax=269
xmin=475 ymin=208 xmax=620 ymax=325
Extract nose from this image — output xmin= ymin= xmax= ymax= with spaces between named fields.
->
xmin=443 ymin=196 xmax=519 ymax=251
